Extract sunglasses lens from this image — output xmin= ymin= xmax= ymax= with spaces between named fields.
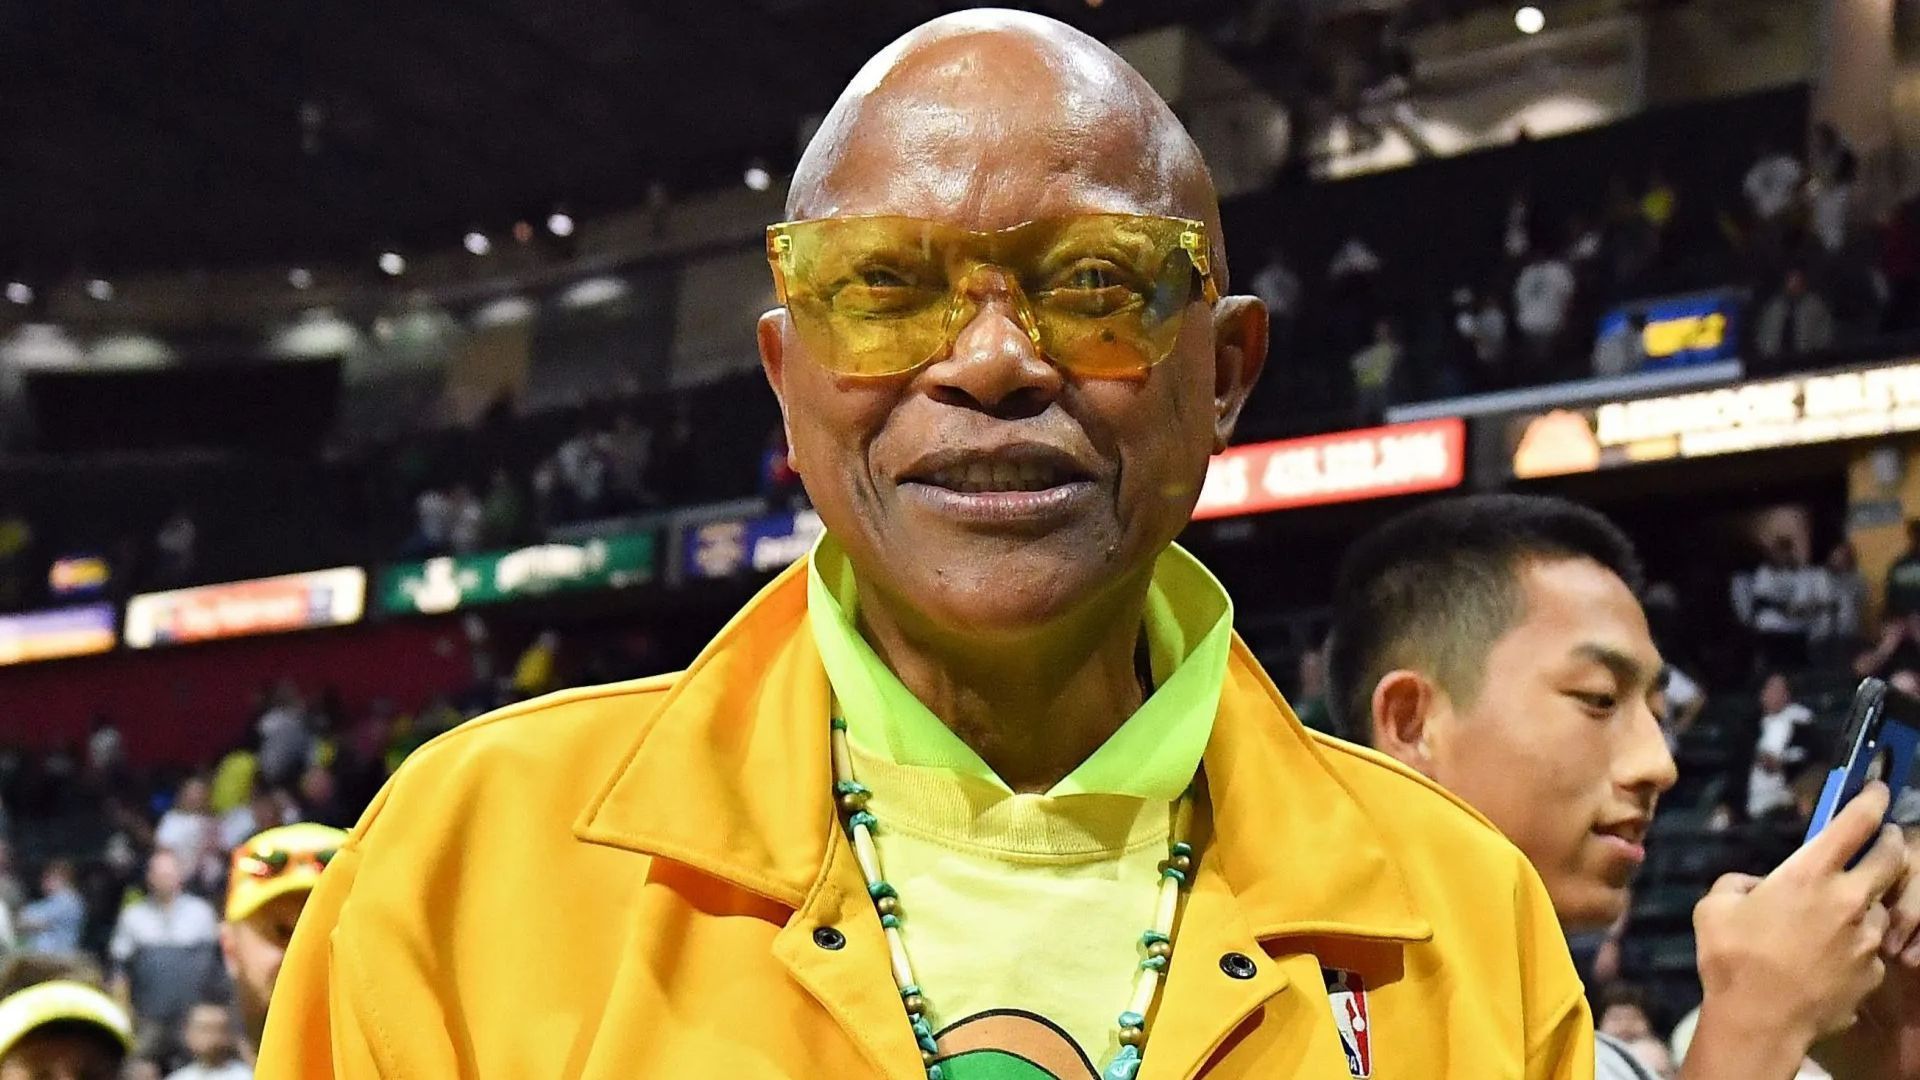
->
xmin=773 ymin=215 xmax=1204 ymax=379
xmin=315 ymin=848 xmax=338 ymax=867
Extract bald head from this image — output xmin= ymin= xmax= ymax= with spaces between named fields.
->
xmin=789 ymin=10 xmax=1227 ymax=285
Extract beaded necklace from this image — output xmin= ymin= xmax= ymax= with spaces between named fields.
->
xmin=828 ymin=714 xmax=1196 ymax=1080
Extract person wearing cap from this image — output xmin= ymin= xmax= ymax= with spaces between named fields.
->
xmin=263 ymin=12 xmax=1591 ymax=1078
xmin=0 ymin=978 xmax=132 ymax=1080
xmin=222 ymin=825 xmax=343 ymax=1058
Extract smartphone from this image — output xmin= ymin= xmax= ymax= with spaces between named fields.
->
xmin=1803 ymin=677 xmax=1920 ymax=849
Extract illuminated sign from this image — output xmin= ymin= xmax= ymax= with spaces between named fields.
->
xmin=48 ymin=555 xmax=110 ymax=597
xmin=1192 ymin=419 xmax=1467 ymax=519
xmin=0 ymin=603 xmax=116 ymax=666
xmin=124 ymin=567 xmax=367 ymax=648
xmin=379 ymin=532 xmax=655 ymax=615
xmin=1597 ymin=288 xmax=1742 ymax=371
xmin=683 ymin=510 xmax=824 ymax=580
xmin=1507 ymin=357 xmax=1920 ymax=478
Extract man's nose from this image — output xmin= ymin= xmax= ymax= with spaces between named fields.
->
xmin=1618 ymin=697 xmax=1679 ymax=799
xmin=919 ymin=272 xmax=1063 ymax=419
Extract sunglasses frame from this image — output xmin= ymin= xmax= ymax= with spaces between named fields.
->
xmin=765 ymin=213 xmax=1221 ymax=378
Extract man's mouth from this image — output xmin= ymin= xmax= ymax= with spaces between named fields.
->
xmin=919 ymin=459 xmax=1085 ymax=493
xmin=898 ymin=445 xmax=1099 ymax=525
xmin=1591 ymin=817 xmax=1650 ymax=863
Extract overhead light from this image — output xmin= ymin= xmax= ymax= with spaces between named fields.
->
xmin=379 ymin=251 xmax=406 ymax=276
xmin=288 ymin=268 xmax=314 ymax=290
xmin=1515 ymin=6 xmax=1545 ymax=34
xmin=4 ymin=283 xmax=31 ymax=305
xmin=473 ymin=295 xmax=536 ymax=327
xmin=463 ymin=231 xmax=491 ymax=256
xmin=546 ymin=212 xmax=574 ymax=238
xmin=85 ymin=279 xmax=113 ymax=301
xmin=744 ymin=164 xmax=772 ymax=192
xmin=559 ymin=276 xmax=630 ymax=309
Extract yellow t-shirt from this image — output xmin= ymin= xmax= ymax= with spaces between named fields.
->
xmin=808 ymin=535 xmax=1232 ymax=1078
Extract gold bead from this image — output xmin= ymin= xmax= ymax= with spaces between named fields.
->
xmin=1118 ymin=1026 xmax=1146 ymax=1047
xmin=839 ymin=791 xmax=869 ymax=813
xmin=1147 ymin=940 xmax=1172 ymax=959
xmin=903 ymin=994 xmax=926 ymax=1016
xmin=876 ymin=896 xmax=899 ymax=916
xmin=922 ymin=1050 xmax=937 ymax=1066
xmin=1170 ymin=853 xmax=1192 ymax=873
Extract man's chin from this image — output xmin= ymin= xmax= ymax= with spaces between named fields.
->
xmin=1550 ymin=875 xmax=1632 ymax=933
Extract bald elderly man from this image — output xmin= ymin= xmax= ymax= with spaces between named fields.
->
xmin=261 ymin=13 xmax=1590 ymax=1079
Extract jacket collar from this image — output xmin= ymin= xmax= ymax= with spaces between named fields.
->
xmin=576 ymin=558 xmax=1431 ymax=943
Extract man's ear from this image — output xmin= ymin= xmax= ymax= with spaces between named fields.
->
xmin=1371 ymin=669 xmax=1443 ymax=778
xmin=1211 ymin=295 xmax=1270 ymax=453
xmin=757 ymin=308 xmax=800 ymax=471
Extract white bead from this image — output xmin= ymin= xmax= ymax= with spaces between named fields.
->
xmin=1152 ymin=875 xmax=1180 ymax=934
xmin=885 ymin=925 xmax=917 ymax=988
xmin=831 ymin=728 xmax=855 ymax=787
xmin=851 ymin=823 xmax=884 ymax=884
xmin=1127 ymin=967 xmax=1160 ymax=1019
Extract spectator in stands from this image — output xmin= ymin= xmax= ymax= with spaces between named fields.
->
xmin=1348 ymin=317 xmax=1401 ymax=421
xmin=1809 ymin=122 xmax=1858 ymax=254
xmin=1326 ymin=236 xmax=1384 ymax=360
xmin=1625 ymin=1036 xmax=1678 ymax=1080
xmin=1754 ymin=269 xmax=1836 ymax=364
xmin=153 ymin=511 xmax=198 ymax=588
xmin=1593 ymin=312 xmax=1649 ymax=378
xmin=1744 ymin=137 xmax=1805 ymax=225
xmin=1327 ymin=494 xmax=1917 ymax=1078
xmin=1470 ymin=286 xmax=1511 ymax=381
xmin=1748 ymin=673 xmax=1815 ymax=820
xmin=17 ymin=860 xmax=85 ymax=955
xmin=1661 ymin=663 xmax=1707 ymax=746
xmin=477 ymin=469 xmax=525 ymax=549
xmin=1641 ymin=167 xmax=1678 ymax=243
xmin=221 ymin=824 xmax=344 ymax=1059
xmin=1733 ymin=536 xmax=1823 ymax=668
xmin=153 ymin=778 xmax=217 ymax=882
xmin=442 ymin=484 xmax=482 ymax=556
xmin=1513 ymin=246 xmax=1578 ymax=370
xmin=108 ymin=852 xmax=222 ymax=1059
xmin=510 ymin=631 xmax=560 ymax=700
xmin=554 ymin=424 xmax=610 ymax=522
xmin=254 ymin=684 xmax=311 ymax=790
xmin=1293 ymin=649 xmax=1331 ymax=734
xmin=1596 ymin=984 xmax=1657 ymax=1042
xmin=1817 ymin=541 xmax=1867 ymax=665
xmin=0 ymin=955 xmax=131 ymax=1080
xmin=601 ymin=413 xmax=654 ymax=513
xmin=1248 ymin=246 xmax=1301 ymax=352
xmin=1853 ymin=611 xmax=1920 ymax=682
xmin=1886 ymin=520 xmax=1920 ymax=618
xmin=218 ymin=789 xmax=289 ymax=854
xmin=166 ymin=1003 xmax=248 ymax=1080
xmin=1882 ymin=195 xmax=1920 ymax=333
xmin=405 ymin=488 xmax=453 ymax=557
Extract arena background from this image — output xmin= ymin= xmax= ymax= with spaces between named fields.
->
xmin=0 ymin=0 xmax=1910 ymax=1073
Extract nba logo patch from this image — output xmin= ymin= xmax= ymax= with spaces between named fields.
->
xmin=1323 ymin=967 xmax=1372 ymax=1078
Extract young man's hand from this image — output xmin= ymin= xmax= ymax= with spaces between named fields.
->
xmin=1686 ymin=782 xmax=1901 ymax=1079
xmin=1813 ymin=815 xmax=1920 ymax=1080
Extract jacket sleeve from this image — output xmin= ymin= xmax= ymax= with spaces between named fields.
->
xmin=254 ymin=843 xmax=387 ymax=1079
xmin=1529 ymin=988 xmax=1598 ymax=1080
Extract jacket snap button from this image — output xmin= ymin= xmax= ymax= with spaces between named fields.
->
xmin=1219 ymin=951 xmax=1258 ymax=979
xmin=812 ymin=926 xmax=847 ymax=951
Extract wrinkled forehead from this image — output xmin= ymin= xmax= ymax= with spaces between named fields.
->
xmin=790 ymin=35 xmax=1212 ymax=231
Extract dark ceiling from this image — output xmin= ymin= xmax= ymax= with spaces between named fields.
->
xmin=0 ymin=0 xmax=1284 ymax=278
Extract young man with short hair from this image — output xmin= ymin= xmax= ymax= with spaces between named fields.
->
xmin=1328 ymin=494 xmax=1918 ymax=1080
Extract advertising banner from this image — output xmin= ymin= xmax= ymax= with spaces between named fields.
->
xmin=1595 ymin=288 xmax=1743 ymax=372
xmin=682 ymin=510 xmax=824 ymax=580
xmin=379 ymin=532 xmax=656 ymax=615
xmin=1192 ymin=419 xmax=1467 ymax=519
xmin=1504 ymin=357 xmax=1920 ymax=479
xmin=0 ymin=603 xmax=117 ymax=666
xmin=125 ymin=567 xmax=367 ymax=648
xmin=47 ymin=555 xmax=110 ymax=598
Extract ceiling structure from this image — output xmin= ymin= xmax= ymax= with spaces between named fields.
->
xmin=0 ymin=0 xmax=1546 ymax=280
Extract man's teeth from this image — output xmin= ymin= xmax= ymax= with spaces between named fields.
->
xmin=925 ymin=462 xmax=1072 ymax=492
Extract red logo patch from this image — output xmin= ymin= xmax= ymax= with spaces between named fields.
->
xmin=1323 ymin=968 xmax=1372 ymax=1078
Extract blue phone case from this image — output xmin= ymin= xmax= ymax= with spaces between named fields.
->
xmin=1804 ymin=678 xmax=1920 ymax=848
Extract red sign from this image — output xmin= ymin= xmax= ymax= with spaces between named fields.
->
xmin=1192 ymin=418 xmax=1466 ymax=519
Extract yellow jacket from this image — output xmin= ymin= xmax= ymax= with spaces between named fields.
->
xmin=260 ymin=560 xmax=1593 ymax=1079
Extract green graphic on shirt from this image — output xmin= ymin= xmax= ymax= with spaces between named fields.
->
xmin=933 ymin=1010 xmax=1099 ymax=1080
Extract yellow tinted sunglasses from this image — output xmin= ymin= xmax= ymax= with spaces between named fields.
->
xmin=766 ymin=213 xmax=1220 ymax=379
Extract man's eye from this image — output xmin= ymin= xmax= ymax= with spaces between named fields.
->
xmin=1571 ymin=691 xmax=1619 ymax=713
xmin=858 ymin=266 xmax=915 ymax=288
